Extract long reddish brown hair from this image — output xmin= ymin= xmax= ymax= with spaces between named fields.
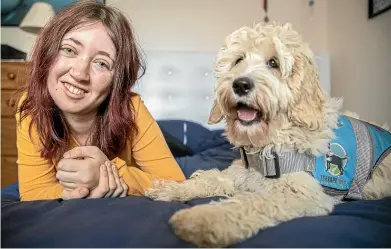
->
xmin=15 ymin=0 xmax=145 ymax=161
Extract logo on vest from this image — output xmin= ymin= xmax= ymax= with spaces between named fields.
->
xmin=325 ymin=143 xmax=348 ymax=176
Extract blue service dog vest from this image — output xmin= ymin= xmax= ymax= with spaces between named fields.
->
xmin=241 ymin=115 xmax=391 ymax=200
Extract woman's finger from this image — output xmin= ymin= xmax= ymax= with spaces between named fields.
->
xmin=56 ymin=170 xmax=79 ymax=183
xmin=111 ymin=164 xmax=123 ymax=198
xmin=59 ymin=180 xmax=78 ymax=190
xmin=104 ymin=161 xmax=116 ymax=198
xmin=89 ymin=164 xmax=109 ymax=198
xmin=119 ymin=178 xmax=128 ymax=198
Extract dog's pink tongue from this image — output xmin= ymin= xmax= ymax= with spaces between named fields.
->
xmin=237 ymin=107 xmax=257 ymax=121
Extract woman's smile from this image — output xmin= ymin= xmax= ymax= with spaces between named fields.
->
xmin=62 ymin=81 xmax=87 ymax=99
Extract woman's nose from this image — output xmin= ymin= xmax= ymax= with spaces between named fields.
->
xmin=69 ymin=58 xmax=90 ymax=82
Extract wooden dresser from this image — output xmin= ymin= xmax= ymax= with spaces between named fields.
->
xmin=1 ymin=61 xmax=28 ymax=187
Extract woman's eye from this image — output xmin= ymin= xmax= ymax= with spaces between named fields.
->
xmin=96 ymin=61 xmax=109 ymax=69
xmin=61 ymin=47 xmax=74 ymax=55
xmin=234 ymin=57 xmax=243 ymax=66
xmin=267 ymin=57 xmax=279 ymax=68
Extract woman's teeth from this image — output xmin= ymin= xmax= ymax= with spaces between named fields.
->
xmin=64 ymin=82 xmax=85 ymax=95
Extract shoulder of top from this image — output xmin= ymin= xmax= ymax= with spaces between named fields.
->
xmin=130 ymin=93 xmax=145 ymax=108
xmin=17 ymin=92 xmax=28 ymax=107
xmin=130 ymin=92 xmax=141 ymax=103
xmin=15 ymin=92 xmax=28 ymax=120
xmin=15 ymin=99 xmax=33 ymax=128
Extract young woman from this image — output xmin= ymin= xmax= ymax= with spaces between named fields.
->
xmin=15 ymin=0 xmax=185 ymax=201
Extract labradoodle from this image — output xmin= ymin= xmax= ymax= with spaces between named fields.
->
xmin=145 ymin=22 xmax=391 ymax=248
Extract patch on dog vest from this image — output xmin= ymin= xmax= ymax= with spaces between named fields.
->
xmin=313 ymin=116 xmax=357 ymax=191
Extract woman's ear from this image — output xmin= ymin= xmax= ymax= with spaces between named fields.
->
xmin=288 ymin=55 xmax=325 ymax=131
xmin=208 ymin=100 xmax=224 ymax=124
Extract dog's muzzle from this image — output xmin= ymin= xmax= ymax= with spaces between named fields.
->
xmin=232 ymin=77 xmax=254 ymax=96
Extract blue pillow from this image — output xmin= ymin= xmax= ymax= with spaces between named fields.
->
xmin=157 ymin=120 xmax=216 ymax=153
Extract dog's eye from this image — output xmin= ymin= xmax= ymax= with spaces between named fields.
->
xmin=267 ymin=57 xmax=279 ymax=69
xmin=234 ymin=57 xmax=243 ymax=66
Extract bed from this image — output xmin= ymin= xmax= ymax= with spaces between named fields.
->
xmin=2 ymin=51 xmax=391 ymax=248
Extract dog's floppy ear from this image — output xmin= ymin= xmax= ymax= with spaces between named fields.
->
xmin=208 ymin=100 xmax=224 ymax=124
xmin=287 ymin=55 xmax=325 ymax=130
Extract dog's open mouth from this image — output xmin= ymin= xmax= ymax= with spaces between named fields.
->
xmin=236 ymin=102 xmax=262 ymax=125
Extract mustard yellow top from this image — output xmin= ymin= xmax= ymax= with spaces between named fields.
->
xmin=16 ymin=94 xmax=185 ymax=201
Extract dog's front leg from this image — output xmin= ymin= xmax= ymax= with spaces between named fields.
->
xmin=169 ymin=172 xmax=335 ymax=247
xmin=145 ymin=168 xmax=236 ymax=202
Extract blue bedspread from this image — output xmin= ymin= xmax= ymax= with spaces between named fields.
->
xmin=2 ymin=187 xmax=391 ymax=248
xmin=2 ymin=120 xmax=391 ymax=247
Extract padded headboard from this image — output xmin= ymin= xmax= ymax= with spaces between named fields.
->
xmin=134 ymin=50 xmax=330 ymax=130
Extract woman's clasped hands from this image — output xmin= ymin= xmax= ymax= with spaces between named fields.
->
xmin=56 ymin=146 xmax=128 ymax=200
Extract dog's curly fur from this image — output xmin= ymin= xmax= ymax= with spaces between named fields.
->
xmin=145 ymin=22 xmax=391 ymax=248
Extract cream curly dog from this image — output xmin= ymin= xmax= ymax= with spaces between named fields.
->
xmin=145 ymin=22 xmax=391 ymax=247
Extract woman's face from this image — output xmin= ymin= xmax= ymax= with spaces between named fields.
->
xmin=47 ymin=21 xmax=116 ymax=116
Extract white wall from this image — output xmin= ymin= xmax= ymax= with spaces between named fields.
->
xmin=1 ymin=0 xmax=328 ymax=53
xmin=106 ymin=0 xmax=328 ymax=52
xmin=328 ymin=0 xmax=391 ymax=126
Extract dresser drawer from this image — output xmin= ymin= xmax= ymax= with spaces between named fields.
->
xmin=1 ymin=156 xmax=18 ymax=187
xmin=1 ymin=90 xmax=17 ymax=117
xmin=1 ymin=61 xmax=28 ymax=90
xmin=1 ymin=117 xmax=17 ymax=157
xmin=2 ymin=61 xmax=27 ymax=188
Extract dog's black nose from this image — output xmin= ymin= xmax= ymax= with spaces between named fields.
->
xmin=232 ymin=77 xmax=254 ymax=96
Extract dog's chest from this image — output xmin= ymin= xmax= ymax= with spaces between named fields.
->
xmin=242 ymin=115 xmax=391 ymax=200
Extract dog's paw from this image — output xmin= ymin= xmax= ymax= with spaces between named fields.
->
xmin=169 ymin=204 xmax=244 ymax=248
xmin=144 ymin=180 xmax=182 ymax=202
